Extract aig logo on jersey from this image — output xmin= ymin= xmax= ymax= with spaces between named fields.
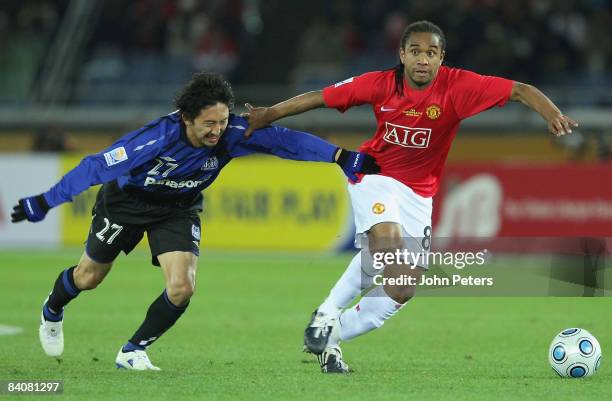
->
xmin=383 ymin=122 xmax=431 ymax=149
xmin=201 ymin=157 xmax=219 ymax=171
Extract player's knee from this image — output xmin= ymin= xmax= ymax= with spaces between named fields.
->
xmin=166 ymin=282 xmax=195 ymax=306
xmin=379 ymin=261 xmax=420 ymax=303
xmin=368 ymin=223 xmax=405 ymax=254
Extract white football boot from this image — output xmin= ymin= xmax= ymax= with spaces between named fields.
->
xmin=115 ymin=348 xmax=161 ymax=371
xmin=303 ymin=309 xmax=341 ymax=354
xmin=39 ymin=298 xmax=64 ymax=357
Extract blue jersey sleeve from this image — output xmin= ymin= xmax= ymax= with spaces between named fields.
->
xmin=227 ymin=119 xmax=338 ymax=162
xmin=43 ymin=121 xmax=170 ymax=208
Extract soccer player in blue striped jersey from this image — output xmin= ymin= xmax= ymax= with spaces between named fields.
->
xmin=11 ymin=72 xmax=379 ymax=371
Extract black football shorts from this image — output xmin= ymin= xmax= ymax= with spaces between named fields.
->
xmin=85 ymin=182 xmax=202 ymax=266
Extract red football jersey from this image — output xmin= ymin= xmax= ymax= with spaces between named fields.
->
xmin=322 ymin=66 xmax=513 ymax=197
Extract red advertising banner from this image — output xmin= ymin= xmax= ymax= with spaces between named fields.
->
xmin=433 ymin=163 xmax=612 ymax=237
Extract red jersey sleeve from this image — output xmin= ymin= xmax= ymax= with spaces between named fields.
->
xmin=449 ymin=69 xmax=514 ymax=120
xmin=322 ymin=71 xmax=385 ymax=113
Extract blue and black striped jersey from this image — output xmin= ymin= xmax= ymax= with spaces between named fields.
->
xmin=43 ymin=111 xmax=338 ymax=208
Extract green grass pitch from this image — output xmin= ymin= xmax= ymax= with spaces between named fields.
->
xmin=0 ymin=249 xmax=610 ymax=401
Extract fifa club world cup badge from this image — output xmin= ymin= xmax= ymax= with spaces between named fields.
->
xmin=426 ymin=104 xmax=442 ymax=120
xmin=372 ymin=202 xmax=385 ymax=214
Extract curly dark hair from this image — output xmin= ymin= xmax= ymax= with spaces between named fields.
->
xmin=174 ymin=72 xmax=235 ymax=121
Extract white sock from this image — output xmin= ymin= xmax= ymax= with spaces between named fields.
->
xmin=337 ymin=285 xmax=404 ymax=341
xmin=318 ymin=253 xmax=370 ymax=317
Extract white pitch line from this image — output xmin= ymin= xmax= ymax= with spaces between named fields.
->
xmin=0 ymin=324 xmax=23 ymax=335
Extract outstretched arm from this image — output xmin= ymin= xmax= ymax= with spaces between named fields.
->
xmin=11 ymin=125 xmax=165 ymax=223
xmin=509 ymin=81 xmax=578 ymax=136
xmin=229 ymin=123 xmax=379 ymax=181
xmin=244 ymin=91 xmax=326 ymax=137
xmin=11 ymin=152 xmax=140 ymax=224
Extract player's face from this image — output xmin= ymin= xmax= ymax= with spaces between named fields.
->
xmin=399 ymin=32 xmax=445 ymax=89
xmin=183 ymin=103 xmax=230 ymax=147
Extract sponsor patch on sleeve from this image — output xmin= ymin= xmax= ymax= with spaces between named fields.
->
xmin=103 ymin=146 xmax=128 ymax=166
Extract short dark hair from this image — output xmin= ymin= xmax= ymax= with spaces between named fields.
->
xmin=393 ymin=20 xmax=446 ymax=96
xmin=174 ymin=72 xmax=235 ymax=121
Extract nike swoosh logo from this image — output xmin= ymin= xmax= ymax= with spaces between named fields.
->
xmin=26 ymin=199 xmax=34 ymax=214
xmin=228 ymin=124 xmax=246 ymax=130
xmin=380 ymin=106 xmax=396 ymax=112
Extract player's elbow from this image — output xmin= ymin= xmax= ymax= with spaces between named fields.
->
xmin=509 ymin=81 xmax=535 ymax=103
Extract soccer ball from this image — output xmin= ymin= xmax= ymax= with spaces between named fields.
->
xmin=549 ymin=328 xmax=602 ymax=378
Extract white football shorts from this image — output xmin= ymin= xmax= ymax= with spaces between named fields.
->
xmin=348 ymin=174 xmax=433 ymax=269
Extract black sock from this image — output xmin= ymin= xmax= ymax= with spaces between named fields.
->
xmin=44 ymin=266 xmax=81 ymax=321
xmin=127 ymin=290 xmax=189 ymax=349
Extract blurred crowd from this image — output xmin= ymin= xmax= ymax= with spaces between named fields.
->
xmin=0 ymin=1 xmax=64 ymax=103
xmin=85 ymin=0 xmax=257 ymax=80
xmin=1 ymin=0 xmax=612 ymax=105
xmin=294 ymin=0 xmax=612 ymax=86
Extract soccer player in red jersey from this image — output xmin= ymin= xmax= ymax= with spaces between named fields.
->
xmin=244 ymin=20 xmax=578 ymax=373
